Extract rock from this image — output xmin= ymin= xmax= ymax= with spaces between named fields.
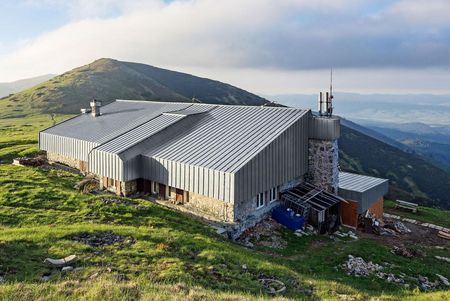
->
xmin=40 ymin=275 xmax=50 ymax=282
xmin=61 ymin=266 xmax=73 ymax=273
xmin=434 ymin=256 xmax=450 ymax=263
xmin=89 ymin=272 xmax=99 ymax=279
xmin=242 ymin=264 xmax=248 ymax=270
xmin=436 ymin=274 xmax=450 ymax=286
xmin=392 ymin=245 xmax=413 ymax=258
xmin=0 ymin=276 xmax=4 ymax=283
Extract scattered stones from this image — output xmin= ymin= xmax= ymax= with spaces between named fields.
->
xmin=241 ymin=264 xmax=248 ymax=271
xmin=239 ymin=218 xmax=287 ymax=249
xmin=434 ymin=255 xmax=450 ymax=263
xmin=393 ymin=221 xmax=411 ymax=234
xmin=417 ymin=275 xmax=440 ymax=291
xmin=333 ymin=230 xmax=358 ymax=240
xmin=61 ymin=266 xmax=74 ymax=273
xmin=436 ymin=274 xmax=449 ymax=286
xmin=40 ymin=275 xmax=50 ymax=282
xmin=344 ymin=255 xmax=407 ymax=285
xmin=258 ymin=278 xmax=286 ymax=295
xmin=89 ymin=272 xmax=99 ymax=279
xmin=391 ymin=245 xmax=415 ymax=258
xmin=98 ymin=198 xmax=145 ymax=210
xmin=71 ymin=231 xmax=135 ymax=248
xmin=343 ymin=255 xmax=383 ymax=277
xmin=13 ymin=156 xmax=46 ymax=167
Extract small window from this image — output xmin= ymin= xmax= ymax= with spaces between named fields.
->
xmin=270 ymin=187 xmax=277 ymax=203
xmin=256 ymin=192 xmax=265 ymax=209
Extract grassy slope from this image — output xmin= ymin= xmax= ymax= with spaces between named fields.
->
xmin=339 ymin=126 xmax=450 ymax=210
xmin=0 ymin=116 xmax=449 ymax=300
xmin=384 ymin=200 xmax=450 ymax=228
xmin=0 ymin=115 xmax=72 ymax=163
xmin=0 ymin=58 xmax=268 ymax=118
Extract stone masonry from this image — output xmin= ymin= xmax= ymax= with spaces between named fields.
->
xmin=308 ymin=139 xmax=339 ymax=193
xmin=185 ymin=192 xmax=234 ymax=222
xmin=47 ymin=152 xmax=80 ymax=169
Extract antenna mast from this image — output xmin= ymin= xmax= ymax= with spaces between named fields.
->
xmin=328 ymin=68 xmax=333 ymax=116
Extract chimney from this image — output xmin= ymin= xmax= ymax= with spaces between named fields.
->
xmin=90 ymin=99 xmax=101 ymax=117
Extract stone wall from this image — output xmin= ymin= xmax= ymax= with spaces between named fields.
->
xmin=47 ymin=152 xmax=80 ymax=169
xmin=185 ymin=192 xmax=234 ymax=222
xmin=121 ymin=180 xmax=137 ymax=197
xmin=231 ymin=195 xmax=280 ymax=239
xmin=308 ymin=139 xmax=339 ymax=193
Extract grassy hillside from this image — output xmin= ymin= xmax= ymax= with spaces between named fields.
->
xmin=339 ymin=126 xmax=450 ymax=210
xmin=0 ymin=74 xmax=56 ymax=98
xmin=0 ymin=58 xmax=268 ymax=118
xmin=0 ymin=116 xmax=449 ymax=300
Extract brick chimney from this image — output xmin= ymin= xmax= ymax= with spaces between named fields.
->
xmin=90 ymin=99 xmax=101 ymax=117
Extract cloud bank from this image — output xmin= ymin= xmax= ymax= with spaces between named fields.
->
xmin=1 ymin=0 xmax=450 ymax=93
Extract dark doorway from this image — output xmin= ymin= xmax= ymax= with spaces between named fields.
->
xmin=159 ymin=184 xmax=166 ymax=199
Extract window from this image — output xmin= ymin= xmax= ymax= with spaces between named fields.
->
xmin=270 ymin=187 xmax=278 ymax=203
xmin=256 ymin=192 xmax=265 ymax=209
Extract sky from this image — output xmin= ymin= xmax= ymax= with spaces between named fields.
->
xmin=1 ymin=0 xmax=450 ymax=95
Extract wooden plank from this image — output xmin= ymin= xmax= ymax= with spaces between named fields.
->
xmin=396 ymin=200 xmax=418 ymax=207
xmin=438 ymin=231 xmax=450 ymax=240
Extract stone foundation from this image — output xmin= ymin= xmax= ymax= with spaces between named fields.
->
xmin=120 ymin=180 xmax=137 ymax=197
xmin=47 ymin=152 xmax=88 ymax=173
xmin=47 ymin=152 xmax=79 ymax=169
xmin=308 ymin=139 xmax=339 ymax=193
xmin=185 ymin=192 xmax=234 ymax=222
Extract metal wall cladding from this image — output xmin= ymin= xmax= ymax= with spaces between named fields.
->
xmin=338 ymin=172 xmax=389 ymax=213
xmin=39 ymin=132 xmax=98 ymax=161
xmin=141 ymin=157 xmax=235 ymax=202
xmin=234 ymin=116 xmax=310 ymax=203
xmin=309 ymin=116 xmax=340 ymax=140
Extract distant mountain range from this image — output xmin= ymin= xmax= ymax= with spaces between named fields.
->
xmin=358 ymin=120 xmax=450 ymax=172
xmin=0 ymin=58 xmax=269 ymax=118
xmin=0 ymin=58 xmax=449 ymax=209
xmin=270 ymin=92 xmax=450 ymax=125
xmin=0 ymin=74 xmax=56 ymax=98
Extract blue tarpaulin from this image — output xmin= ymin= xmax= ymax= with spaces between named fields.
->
xmin=272 ymin=205 xmax=305 ymax=231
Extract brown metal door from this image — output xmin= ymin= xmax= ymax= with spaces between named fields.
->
xmin=341 ymin=200 xmax=358 ymax=228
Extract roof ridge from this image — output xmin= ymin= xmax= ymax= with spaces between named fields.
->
xmin=116 ymin=99 xmax=309 ymax=111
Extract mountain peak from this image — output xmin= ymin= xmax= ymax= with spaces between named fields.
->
xmin=0 ymin=59 xmax=269 ymax=117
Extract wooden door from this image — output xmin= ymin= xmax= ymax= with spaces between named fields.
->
xmin=341 ymin=200 xmax=358 ymax=228
xmin=176 ymin=189 xmax=184 ymax=203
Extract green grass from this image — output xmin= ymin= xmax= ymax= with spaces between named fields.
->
xmin=0 ymin=115 xmax=449 ymax=300
xmin=384 ymin=200 xmax=450 ymax=228
xmin=0 ymin=114 xmax=72 ymax=163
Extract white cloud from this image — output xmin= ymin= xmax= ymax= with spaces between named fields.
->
xmin=1 ymin=0 xmax=450 ymax=94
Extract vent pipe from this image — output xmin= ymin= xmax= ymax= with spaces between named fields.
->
xmin=317 ymin=92 xmax=323 ymax=115
xmin=90 ymin=99 xmax=101 ymax=117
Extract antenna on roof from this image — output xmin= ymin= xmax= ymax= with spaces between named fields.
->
xmin=317 ymin=68 xmax=334 ymax=117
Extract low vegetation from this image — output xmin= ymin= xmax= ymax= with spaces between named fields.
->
xmin=384 ymin=200 xmax=450 ymax=228
xmin=0 ymin=116 xmax=449 ymax=300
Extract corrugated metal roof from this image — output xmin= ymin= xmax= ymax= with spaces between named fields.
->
xmin=339 ymin=172 xmax=388 ymax=192
xmin=145 ymin=105 xmax=309 ymax=173
xmin=42 ymin=100 xmax=191 ymax=143
xmin=95 ymin=114 xmax=186 ymax=154
xmin=44 ymin=99 xmax=309 ymax=173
